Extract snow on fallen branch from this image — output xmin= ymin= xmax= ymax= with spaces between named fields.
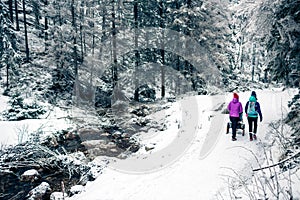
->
xmin=0 ymin=161 xmax=41 ymax=169
xmin=253 ymin=151 xmax=300 ymax=172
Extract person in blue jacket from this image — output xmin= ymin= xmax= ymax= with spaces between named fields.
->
xmin=245 ymin=91 xmax=263 ymax=141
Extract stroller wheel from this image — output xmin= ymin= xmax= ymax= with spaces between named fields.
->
xmin=242 ymin=129 xmax=245 ymax=136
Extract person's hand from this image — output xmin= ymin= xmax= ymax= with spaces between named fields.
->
xmin=260 ymin=117 xmax=263 ymax=122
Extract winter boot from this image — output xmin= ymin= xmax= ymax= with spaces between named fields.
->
xmin=249 ymin=132 xmax=253 ymax=141
xmin=253 ymin=133 xmax=257 ymax=140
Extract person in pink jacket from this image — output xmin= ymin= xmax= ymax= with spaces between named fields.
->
xmin=227 ymin=93 xmax=243 ymax=141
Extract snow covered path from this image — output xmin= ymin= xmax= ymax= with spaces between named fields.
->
xmin=66 ymin=89 xmax=297 ymax=199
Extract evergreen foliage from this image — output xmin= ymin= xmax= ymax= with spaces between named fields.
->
xmin=0 ymin=0 xmax=298 ymax=105
xmin=0 ymin=1 xmax=19 ymax=88
xmin=266 ymin=0 xmax=300 ymax=86
xmin=2 ymin=92 xmax=46 ymax=121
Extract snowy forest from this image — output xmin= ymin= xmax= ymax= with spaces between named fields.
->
xmin=0 ymin=0 xmax=299 ymax=199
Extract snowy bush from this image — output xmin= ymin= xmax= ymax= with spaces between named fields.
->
xmin=286 ymin=90 xmax=300 ymax=135
xmin=0 ymin=142 xmax=105 ymax=199
xmin=2 ymin=92 xmax=46 ymax=120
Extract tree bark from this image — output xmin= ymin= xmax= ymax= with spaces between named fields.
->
xmin=134 ymin=0 xmax=140 ymax=101
xmin=238 ymin=36 xmax=244 ymax=70
xmin=22 ymin=0 xmax=29 ymax=62
xmin=15 ymin=0 xmax=19 ymax=31
xmin=175 ymin=1 xmax=180 ymax=95
xmin=44 ymin=0 xmax=48 ymax=51
xmin=91 ymin=0 xmax=95 ymax=56
xmin=71 ymin=0 xmax=78 ymax=77
xmin=6 ymin=61 xmax=9 ymax=88
xmin=159 ymin=0 xmax=165 ymax=98
xmin=251 ymin=43 xmax=255 ymax=82
xmin=8 ymin=0 xmax=14 ymax=23
xmin=32 ymin=0 xmax=40 ymax=29
xmin=79 ymin=0 xmax=84 ymax=61
xmin=112 ymin=1 xmax=117 ymax=87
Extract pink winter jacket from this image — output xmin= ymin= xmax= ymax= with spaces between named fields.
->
xmin=227 ymin=98 xmax=243 ymax=117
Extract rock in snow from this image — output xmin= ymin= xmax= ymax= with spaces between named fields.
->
xmin=50 ymin=192 xmax=65 ymax=200
xmin=70 ymin=185 xmax=85 ymax=195
xmin=27 ymin=182 xmax=51 ymax=199
xmin=21 ymin=169 xmax=40 ymax=182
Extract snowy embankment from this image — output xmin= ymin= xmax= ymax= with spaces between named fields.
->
xmin=68 ymin=88 xmax=299 ymax=200
xmin=0 ymin=90 xmax=73 ymax=147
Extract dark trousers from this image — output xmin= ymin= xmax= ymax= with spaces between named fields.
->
xmin=247 ymin=117 xmax=258 ymax=134
xmin=230 ymin=116 xmax=240 ymax=139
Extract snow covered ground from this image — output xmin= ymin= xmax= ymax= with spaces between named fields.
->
xmin=67 ymin=88 xmax=299 ymax=200
xmin=0 ymin=90 xmax=73 ymax=146
xmin=1 ymin=88 xmax=299 ymax=199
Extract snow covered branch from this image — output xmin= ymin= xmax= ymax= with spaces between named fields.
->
xmin=253 ymin=151 xmax=300 ymax=172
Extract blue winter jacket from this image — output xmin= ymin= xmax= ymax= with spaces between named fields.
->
xmin=245 ymin=96 xmax=263 ymax=120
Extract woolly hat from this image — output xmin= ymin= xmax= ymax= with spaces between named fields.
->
xmin=233 ymin=93 xmax=239 ymax=99
xmin=251 ymin=91 xmax=257 ymax=99
xmin=249 ymin=95 xmax=257 ymax=102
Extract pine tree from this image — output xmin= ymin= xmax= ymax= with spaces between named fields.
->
xmin=0 ymin=1 xmax=19 ymax=89
xmin=45 ymin=0 xmax=81 ymax=99
xmin=266 ymin=0 xmax=300 ymax=86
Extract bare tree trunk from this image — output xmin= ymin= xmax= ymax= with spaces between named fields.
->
xmin=134 ymin=0 xmax=140 ymax=101
xmin=44 ymin=0 xmax=48 ymax=51
xmin=71 ymin=0 xmax=78 ymax=77
xmin=264 ymin=69 xmax=268 ymax=83
xmin=22 ymin=0 xmax=29 ymax=62
xmin=175 ymin=1 xmax=180 ymax=95
xmin=8 ymin=0 xmax=14 ymax=23
xmin=6 ymin=62 xmax=9 ymax=88
xmin=91 ymin=1 xmax=95 ymax=56
xmin=251 ymin=43 xmax=255 ymax=82
xmin=184 ymin=0 xmax=191 ymax=81
xmin=112 ymin=1 xmax=117 ymax=87
xmin=32 ymin=0 xmax=40 ymax=29
xmin=285 ymin=63 xmax=290 ymax=86
xmin=159 ymin=0 xmax=165 ymax=98
xmin=240 ymin=47 xmax=244 ymax=70
xmin=57 ymin=1 xmax=63 ymax=68
xmin=160 ymin=48 xmax=165 ymax=98
xmin=98 ymin=3 xmax=106 ymax=67
xmin=79 ymin=0 xmax=84 ymax=61
xmin=238 ymin=36 xmax=244 ymax=70
xmin=15 ymin=0 xmax=19 ymax=31
xmin=89 ymin=0 xmax=95 ymax=85
xmin=176 ymin=54 xmax=180 ymax=95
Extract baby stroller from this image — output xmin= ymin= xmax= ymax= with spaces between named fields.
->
xmin=226 ymin=114 xmax=245 ymax=136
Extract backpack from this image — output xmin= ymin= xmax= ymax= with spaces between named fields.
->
xmin=247 ymin=102 xmax=257 ymax=116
